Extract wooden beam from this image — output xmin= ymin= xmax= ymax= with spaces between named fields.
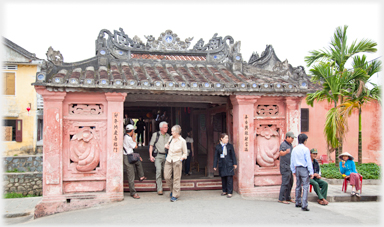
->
xmin=124 ymin=101 xmax=209 ymax=108
xmin=125 ymin=94 xmax=228 ymax=104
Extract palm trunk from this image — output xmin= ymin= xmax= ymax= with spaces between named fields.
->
xmin=358 ymin=107 xmax=362 ymax=164
xmin=334 ymin=101 xmax=339 ymax=167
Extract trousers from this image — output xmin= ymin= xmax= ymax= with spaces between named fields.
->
xmin=183 ymin=153 xmax=192 ymax=174
xmin=164 ymin=160 xmax=182 ymax=198
xmin=221 ymin=176 xmax=233 ymax=194
xmin=123 ymin=155 xmax=144 ymax=196
xmin=278 ymin=169 xmax=293 ymax=201
xmin=137 ymin=131 xmax=144 ymax=144
xmin=295 ymin=166 xmax=310 ymax=208
xmin=310 ymin=177 xmax=328 ymax=200
xmin=154 ymin=154 xmax=166 ymax=192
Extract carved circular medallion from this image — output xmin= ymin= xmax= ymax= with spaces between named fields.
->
xmin=129 ymin=80 xmax=135 ymax=85
xmin=252 ymin=83 xmax=257 ymax=88
xmin=241 ymin=83 xmax=246 ymax=88
xmin=216 ymin=83 xmax=221 ymax=88
xmin=143 ymin=81 xmax=149 ymax=86
xmin=155 ymin=81 xmax=161 ymax=86
xmin=264 ymin=84 xmax=269 ymax=88
xmin=115 ymin=80 xmax=121 ymax=85
xmin=168 ymin=82 xmax=174 ymax=87
xmin=236 ymin=56 xmax=241 ymax=60
xmin=101 ymin=79 xmax=107 ymax=85
xmin=204 ymin=83 xmax=210 ymax=88
xmin=37 ymin=74 xmax=45 ymax=80
xmin=165 ymin=35 xmax=173 ymax=43
xmin=302 ymin=82 xmax=307 ymax=87
xmin=289 ymin=84 xmax=293 ymax=89
xmin=276 ymin=84 xmax=281 ymax=88
xmin=54 ymin=78 xmax=60 ymax=83
xmin=192 ymin=83 xmax=198 ymax=88
xmin=181 ymin=82 xmax=186 ymax=87
xmin=86 ymin=79 xmax=92 ymax=84
xmin=100 ymin=50 xmax=106 ymax=55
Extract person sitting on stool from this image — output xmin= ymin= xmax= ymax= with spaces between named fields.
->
xmin=309 ymin=148 xmax=329 ymax=205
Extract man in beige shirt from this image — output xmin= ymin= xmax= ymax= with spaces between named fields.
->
xmin=148 ymin=121 xmax=170 ymax=195
xmin=164 ymin=125 xmax=188 ymax=202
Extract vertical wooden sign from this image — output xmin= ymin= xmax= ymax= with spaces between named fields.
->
xmin=244 ymin=114 xmax=249 ymax=152
xmin=113 ymin=112 xmax=119 ymax=153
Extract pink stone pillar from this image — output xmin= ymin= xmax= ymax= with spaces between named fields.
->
xmin=105 ymin=93 xmax=127 ymax=201
xmin=35 ymin=86 xmax=67 ymax=198
xmin=230 ymin=95 xmax=259 ymax=193
xmin=285 ymin=97 xmax=303 ymax=146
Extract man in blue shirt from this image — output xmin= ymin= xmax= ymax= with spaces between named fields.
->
xmin=290 ymin=134 xmax=313 ymax=211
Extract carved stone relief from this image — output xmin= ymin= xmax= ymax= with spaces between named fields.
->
xmin=256 ymin=105 xmax=279 ymax=116
xmin=255 ymin=125 xmax=280 ymax=167
xmin=69 ymin=127 xmax=101 ymax=172
xmin=69 ymin=104 xmax=103 ymax=115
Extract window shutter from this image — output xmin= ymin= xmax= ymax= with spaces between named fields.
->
xmin=15 ymin=119 xmax=22 ymax=142
xmin=4 ymin=73 xmax=16 ymax=95
xmin=301 ymin=108 xmax=309 ymax=132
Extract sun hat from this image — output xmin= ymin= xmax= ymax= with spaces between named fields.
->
xmin=286 ymin=131 xmax=297 ymax=138
xmin=338 ymin=152 xmax=354 ymax=160
xmin=310 ymin=148 xmax=318 ymax=154
xmin=126 ymin=124 xmax=134 ymax=131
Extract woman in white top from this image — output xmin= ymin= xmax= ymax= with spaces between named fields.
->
xmin=183 ymin=130 xmax=194 ymax=176
xmin=164 ymin=125 xmax=188 ymax=202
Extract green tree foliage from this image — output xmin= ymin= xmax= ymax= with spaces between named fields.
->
xmin=305 ymin=25 xmax=378 ymax=165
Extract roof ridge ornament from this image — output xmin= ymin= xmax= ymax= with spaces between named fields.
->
xmin=46 ymin=46 xmax=63 ymax=65
xmin=144 ymin=30 xmax=193 ymax=51
xmin=192 ymin=33 xmax=234 ymax=51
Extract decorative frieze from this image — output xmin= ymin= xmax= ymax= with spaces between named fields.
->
xmin=256 ymin=105 xmax=279 ymax=116
xmin=69 ymin=104 xmax=104 ymax=115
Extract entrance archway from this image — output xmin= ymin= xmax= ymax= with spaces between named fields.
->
xmin=122 ymin=93 xmax=230 ymax=191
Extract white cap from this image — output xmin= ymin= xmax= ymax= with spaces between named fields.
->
xmin=126 ymin=124 xmax=134 ymax=130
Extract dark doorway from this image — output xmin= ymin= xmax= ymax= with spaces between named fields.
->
xmin=123 ymin=93 xmax=229 ymax=191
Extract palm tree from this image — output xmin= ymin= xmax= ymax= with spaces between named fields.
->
xmin=339 ymin=55 xmax=381 ymax=164
xmin=305 ymin=25 xmax=377 ymax=165
xmin=306 ymin=63 xmax=368 ymax=164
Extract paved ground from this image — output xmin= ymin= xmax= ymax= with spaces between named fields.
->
xmin=2 ymin=182 xmax=382 ymax=225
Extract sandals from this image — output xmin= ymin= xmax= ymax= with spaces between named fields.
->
xmin=278 ymin=200 xmax=289 ymax=204
xmin=221 ymin=192 xmax=227 ymax=196
xmin=227 ymin=194 xmax=232 ymax=198
xmin=317 ymin=199 xmax=328 ymax=205
xmin=355 ymin=192 xmax=361 ymax=197
xmin=351 ymin=191 xmax=356 ymax=196
xmin=139 ymin=176 xmax=147 ymax=182
xmin=131 ymin=193 xmax=140 ymax=199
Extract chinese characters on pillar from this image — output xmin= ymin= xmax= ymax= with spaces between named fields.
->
xmin=113 ymin=112 xmax=119 ymax=153
xmin=244 ymin=114 xmax=249 ymax=152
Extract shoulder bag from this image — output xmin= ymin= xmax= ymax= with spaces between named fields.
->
xmin=164 ymin=137 xmax=173 ymax=155
xmin=127 ymin=153 xmax=140 ymax=164
xmin=152 ymin=132 xmax=160 ymax=157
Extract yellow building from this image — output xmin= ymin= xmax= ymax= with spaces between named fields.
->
xmin=2 ymin=37 xmax=43 ymax=156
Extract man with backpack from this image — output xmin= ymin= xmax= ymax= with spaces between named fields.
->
xmin=149 ymin=121 xmax=170 ymax=195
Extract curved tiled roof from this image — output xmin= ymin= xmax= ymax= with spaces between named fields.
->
xmin=33 ymin=28 xmax=318 ymax=96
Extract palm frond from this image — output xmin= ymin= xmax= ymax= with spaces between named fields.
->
xmin=324 ymin=107 xmax=347 ymax=149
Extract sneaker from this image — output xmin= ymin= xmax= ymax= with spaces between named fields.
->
xmin=170 ymin=197 xmax=178 ymax=202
